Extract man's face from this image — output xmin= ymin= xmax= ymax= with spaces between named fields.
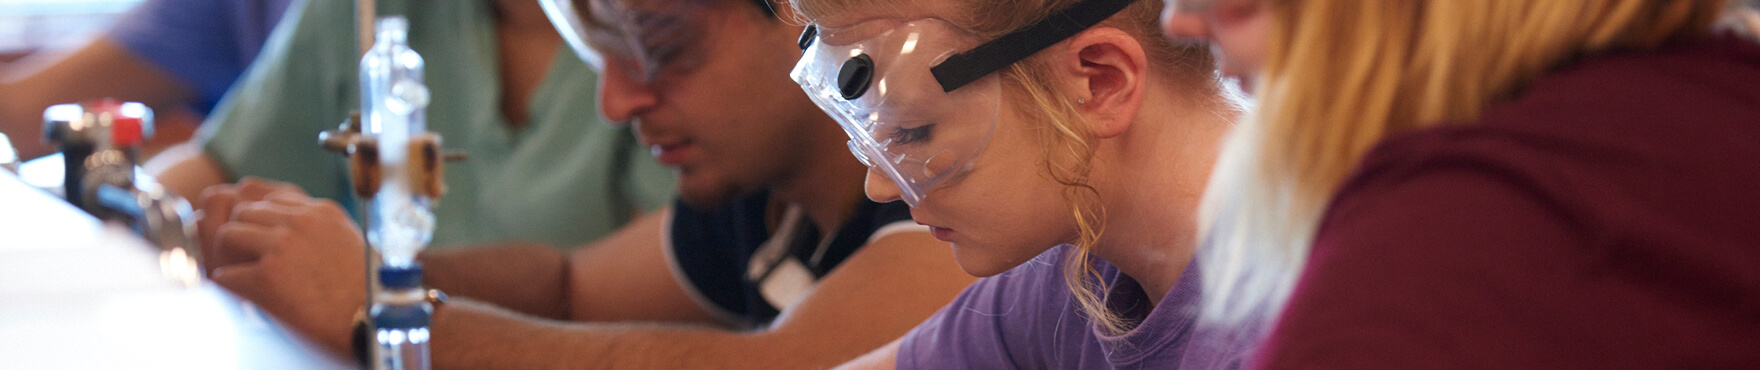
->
xmin=580 ymin=0 xmax=825 ymax=207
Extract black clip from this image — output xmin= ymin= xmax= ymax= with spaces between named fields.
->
xmin=798 ymin=25 xmax=818 ymax=53
xmin=838 ymin=54 xmax=874 ymax=100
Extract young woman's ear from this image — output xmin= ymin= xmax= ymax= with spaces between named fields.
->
xmin=1063 ymin=27 xmax=1149 ymax=139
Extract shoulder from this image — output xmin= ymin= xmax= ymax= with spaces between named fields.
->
xmin=1336 ymin=35 xmax=1760 ymax=244
xmin=109 ymin=0 xmax=224 ymax=38
xmin=1314 ymin=37 xmax=1759 ymax=282
xmin=1266 ymin=144 xmax=1594 ymax=367
xmin=197 ymin=0 xmax=359 ymax=176
xmin=275 ymin=0 xmax=359 ymax=39
xmin=1265 ymin=36 xmax=1760 ymax=367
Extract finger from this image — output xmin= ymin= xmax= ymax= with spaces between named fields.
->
xmin=237 ymin=177 xmax=308 ymax=201
xmin=196 ymin=183 xmax=238 ymax=205
xmin=231 ymin=199 xmax=300 ymax=226
xmin=197 ymin=186 xmax=238 ymax=237
xmin=235 ymin=180 xmax=278 ymax=203
xmin=210 ymin=263 xmax=269 ymax=301
xmin=197 ymin=184 xmax=241 ymax=221
xmin=261 ymin=193 xmax=356 ymax=229
xmin=197 ymin=186 xmax=242 ymax=273
xmin=214 ymin=222 xmax=279 ymax=262
xmin=263 ymin=189 xmax=323 ymax=207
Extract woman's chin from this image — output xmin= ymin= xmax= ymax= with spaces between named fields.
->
xmin=950 ymin=244 xmax=1026 ymax=278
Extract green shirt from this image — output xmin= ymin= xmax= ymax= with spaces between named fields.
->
xmin=201 ymin=0 xmax=674 ymax=249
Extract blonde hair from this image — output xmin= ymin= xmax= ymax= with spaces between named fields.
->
xmin=1197 ymin=0 xmax=1727 ymax=332
xmin=791 ymin=0 xmax=1218 ymax=334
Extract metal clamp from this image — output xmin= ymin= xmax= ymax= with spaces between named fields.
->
xmin=42 ymin=100 xmax=201 ymax=283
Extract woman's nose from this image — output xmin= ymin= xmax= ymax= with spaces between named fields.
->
xmin=1161 ymin=3 xmax=1214 ymax=41
xmin=863 ymin=169 xmax=905 ymax=204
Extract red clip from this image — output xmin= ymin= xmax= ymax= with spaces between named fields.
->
xmin=89 ymin=99 xmax=151 ymax=147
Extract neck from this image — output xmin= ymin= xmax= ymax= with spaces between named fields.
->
xmin=768 ymin=122 xmax=871 ymax=236
xmin=1088 ymin=88 xmax=1235 ymax=308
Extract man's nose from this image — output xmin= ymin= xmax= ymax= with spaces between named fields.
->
xmin=596 ymin=59 xmax=659 ymax=127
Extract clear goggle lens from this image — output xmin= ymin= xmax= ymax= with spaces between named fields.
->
xmin=540 ymin=0 xmax=705 ymax=83
xmin=793 ymin=19 xmax=1001 ymax=207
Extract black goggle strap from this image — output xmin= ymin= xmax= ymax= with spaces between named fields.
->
xmin=928 ymin=0 xmax=1136 ymax=92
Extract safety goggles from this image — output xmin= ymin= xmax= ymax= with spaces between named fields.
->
xmin=542 ymin=0 xmax=781 ymax=83
xmin=539 ymin=0 xmax=715 ymax=83
xmin=1164 ymin=0 xmax=1220 ymax=13
xmin=539 ymin=0 xmax=605 ymax=69
xmin=791 ymin=0 xmax=1136 ymax=207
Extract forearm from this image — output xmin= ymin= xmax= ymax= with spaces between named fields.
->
xmin=420 ymin=244 xmax=571 ymax=320
xmin=432 ymin=300 xmax=783 ymax=370
xmin=0 ymin=79 xmax=55 ymax=159
xmin=152 ymin=149 xmax=229 ymax=201
xmin=425 ymin=231 xmax=970 ymax=369
xmin=834 ymin=338 xmax=900 ymax=370
xmin=0 ymin=37 xmax=196 ymax=160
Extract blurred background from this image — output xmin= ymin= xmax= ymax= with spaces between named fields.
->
xmin=0 ymin=0 xmax=141 ymax=63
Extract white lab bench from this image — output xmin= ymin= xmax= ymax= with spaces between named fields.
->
xmin=0 ymin=169 xmax=349 ymax=369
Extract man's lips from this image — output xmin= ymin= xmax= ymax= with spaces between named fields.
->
xmin=648 ymin=140 xmax=693 ymax=166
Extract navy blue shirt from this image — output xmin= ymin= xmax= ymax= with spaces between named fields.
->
xmin=667 ymin=191 xmax=916 ymax=328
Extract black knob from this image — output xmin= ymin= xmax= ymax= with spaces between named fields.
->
xmin=838 ymin=54 xmax=874 ymax=100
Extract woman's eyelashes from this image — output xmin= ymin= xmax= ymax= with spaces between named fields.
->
xmin=888 ymin=124 xmax=935 ymax=145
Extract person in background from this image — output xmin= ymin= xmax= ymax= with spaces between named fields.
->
xmin=1165 ymin=0 xmax=1760 ymax=367
xmin=156 ymin=0 xmax=675 ymax=249
xmin=787 ymin=0 xmax=1250 ymax=368
xmin=1727 ymin=0 xmax=1760 ymax=38
xmin=195 ymin=0 xmax=977 ymax=367
xmin=0 ymin=0 xmax=299 ymax=160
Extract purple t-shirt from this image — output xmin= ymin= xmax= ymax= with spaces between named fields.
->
xmin=899 ymin=245 xmax=1246 ymax=369
xmin=109 ymin=0 xmax=299 ymax=113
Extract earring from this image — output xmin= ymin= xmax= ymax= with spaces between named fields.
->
xmin=1078 ymin=98 xmax=1087 ymax=104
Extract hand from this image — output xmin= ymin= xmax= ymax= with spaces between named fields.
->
xmin=196 ymin=177 xmax=304 ymax=275
xmin=206 ymin=182 xmax=368 ymax=356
